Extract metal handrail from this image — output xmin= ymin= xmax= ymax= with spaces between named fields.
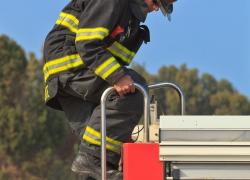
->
xmin=148 ymin=82 xmax=185 ymax=115
xmin=100 ymin=83 xmax=149 ymax=180
xmin=100 ymin=82 xmax=185 ymax=179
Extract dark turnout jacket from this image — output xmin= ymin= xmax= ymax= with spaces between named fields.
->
xmin=43 ymin=0 xmax=149 ymax=110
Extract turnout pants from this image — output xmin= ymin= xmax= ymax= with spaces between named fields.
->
xmin=56 ymin=68 xmax=146 ymax=166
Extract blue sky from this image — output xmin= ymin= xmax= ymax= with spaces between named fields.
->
xmin=0 ymin=0 xmax=249 ymax=98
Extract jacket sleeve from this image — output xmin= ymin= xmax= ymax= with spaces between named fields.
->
xmin=107 ymin=25 xmax=150 ymax=66
xmin=75 ymin=0 xmax=128 ymax=85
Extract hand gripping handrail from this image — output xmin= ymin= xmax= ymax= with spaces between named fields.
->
xmin=100 ymin=82 xmax=185 ymax=180
xmin=100 ymin=83 xmax=150 ymax=180
xmin=148 ymin=82 xmax=185 ymax=115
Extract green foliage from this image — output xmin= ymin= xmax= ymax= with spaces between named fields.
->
xmin=210 ymin=92 xmax=250 ymax=115
xmin=0 ymin=35 xmax=75 ymax=179
xmin=0 ymin=35 xmax=26 ymax=106
xmin=0 ymin=34 xmax=250 ymax=179
xmin=132 ymin=63 xmax=250 ymax=115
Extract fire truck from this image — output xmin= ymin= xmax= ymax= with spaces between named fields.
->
xmin=100 ymin=82 xmax=250 ymax=180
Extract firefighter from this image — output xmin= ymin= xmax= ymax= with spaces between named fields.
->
xmin=43 ymin=0 xmax=176 ymax=179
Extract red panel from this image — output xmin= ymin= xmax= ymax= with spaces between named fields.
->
xmin=123 ymin=143 xmax=163 ymax=180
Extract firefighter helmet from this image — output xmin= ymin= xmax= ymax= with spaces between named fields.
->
xmin=155 ymin=0 xmax=177 ymax=21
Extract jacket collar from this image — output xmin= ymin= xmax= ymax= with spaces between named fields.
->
xmin=129 ymin=0 xmax=148 ymax=22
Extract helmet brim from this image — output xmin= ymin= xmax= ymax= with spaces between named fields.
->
xmin=157 ymin=0 xmax=176 ymax=21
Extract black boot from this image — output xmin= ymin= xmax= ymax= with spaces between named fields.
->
xmin=106 ymin=169 xmax=123 ymax=180
xmin=71 ymin=152 xmax=99 ymax=179
xmin=71 ymin=152 xmax=123 ymax=180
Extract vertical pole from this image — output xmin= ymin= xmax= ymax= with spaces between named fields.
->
xmin=100 ymin=84 xmax=149 ymax=180
xmin=133 ymin=83 xmax=150 ymax=143
xmin=101 ymin=87 xmax=114 ymax=180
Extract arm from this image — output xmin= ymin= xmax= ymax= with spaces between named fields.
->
xmin=76 ymin=0 xmax=125 ymax=84
xmin=75 ymin=0 xmax=134 ymax=95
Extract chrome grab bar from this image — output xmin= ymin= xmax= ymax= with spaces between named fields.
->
xmin=100 ymin=82 xmax=185 ymax=180
xmin=148 ymin=82 xmax=185 ymax=115
xmin=100 ymin=83 xmax=149 ymax=180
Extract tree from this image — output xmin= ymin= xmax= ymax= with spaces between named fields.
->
xmin=1 ymin=34 xmax=250 ymax=179
xmin=0 ymin=35 xmax=27 ymax=155
xmin=132 ymin=63 xmax=250 ymax=115
xmin=0 ymin=35 xmax=75 ymax=179
xmin=210 ymin=92 xmax=250 ymax=115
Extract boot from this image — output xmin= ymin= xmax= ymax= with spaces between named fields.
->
xmin=106 ymin=169 xmax=123 ymax=180
xmin=71 ymin=152 xmax=99 ymax=179
xmin=71 ymin=152 xmax=123 ymax=180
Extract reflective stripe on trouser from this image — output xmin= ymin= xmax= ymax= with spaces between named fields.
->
xmin=107 ymin=41 xmax=135 ymax=65
xmin=80 ymin=76 xmax=145 ymax=165
xmin=83 ymin=126 xmax=122 ymax=153
xmin=55 ymin=68 xmax=146 ymax=164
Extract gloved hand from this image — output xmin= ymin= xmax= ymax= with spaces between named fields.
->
xmin=114 ymin=75 xmax=135 ymax=97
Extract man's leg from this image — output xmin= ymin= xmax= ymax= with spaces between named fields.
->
xmin=57 ymin=88 xmax=96 ymax=139
xmin=80 ymin=69 xmax=146 ymax=168
xmin=57 ymin=77 xmax=98 ymax=179
xmin=58 ymin=69 xmax=147 ymax=179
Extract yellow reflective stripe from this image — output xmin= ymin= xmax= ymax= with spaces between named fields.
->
xmin=85 ymin=126 xmax=122 ymax=146
xmin=44 ymin=85 xmax=49 ymax=101
xmin=44 ymin=54 xmax=80 ymax=69
xmin=76 ymin=27 xmax=109 ymax=41
xmin=56 ymin=12 xmax=79 ymax=33
xmin=56 ymin=20 xmax=78 ymax=33
xmin=44 ymin=61 xmax=83 ymax=82
xmin=95 ymin=57 xmax=115 ymax=74
xmin=43 ymin=54 xmax=84 ymax=82
xmin=95 ymin=57 xmax=121 ymax=80
xmin=83 ymin=134 xmax=119 ymax=153
xmin=77 ymin=27 xmax=109 ymax=33
xmin=107 ymin=41 xmax=135 ymax=64
xmin=76 ymin=34 xmax=104 ymax=41
xmin=102 ymin=63 xmax=120 ymax=79
xmin=60 ymin=12 xmax=79 ymax=25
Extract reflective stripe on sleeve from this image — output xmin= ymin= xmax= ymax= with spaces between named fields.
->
xmin=76 ymin=27 xmax=109 ymax=41
xmin=56 ymin=12 xmax=79 ymax=33
xmin=94 ymin=57 xmax=121 ymax=80
xmin=83 ymin=126 xmax=122 ymax=153
xmin=43 ymin=54 xmax=84 ymax=82
xmin=107 ymin=41 xmax=135 ymax=65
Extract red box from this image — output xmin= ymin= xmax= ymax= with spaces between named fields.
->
xmin=123 ymin=143 xmax=163 ymax=180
